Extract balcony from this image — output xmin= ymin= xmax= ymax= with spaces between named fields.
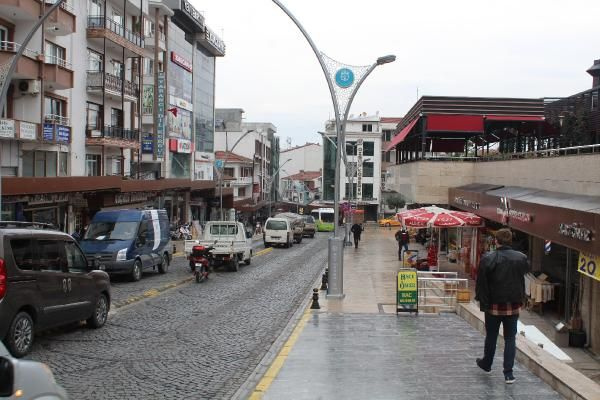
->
xmin=44 ymin=114 xmax=69 ymax=126
xmin=87 ymin=16 xmax=146 ymax=57
xmin=43 ymin=55 xmax=73 ymax=90
xmin=86 ymin=71 xmax=139 ymax=102
xmin=232 ymin=176 xmax=253 ymax=186
xmin=0 ymin=42 xmax=41 ymax=80
xmin=0 ymin=0 xmax=41 ymax=22
xmin=86 ymin=125 xmax=140 ymax=149
xmin=0 ymin=118 xmax=39 ymax=140
xmin=145 ymin=31 xmax=166 ymax=51
xmin=44 ymin=0 xmax=76 ymax=36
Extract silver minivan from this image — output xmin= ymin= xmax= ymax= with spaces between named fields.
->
xmin=263 ymin=218 xmax=294 ymax=248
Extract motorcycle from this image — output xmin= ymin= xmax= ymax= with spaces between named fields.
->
xmin=179 ymin=223 xmax=192 ymax=240
xmin=189 ymin=245 xmax=214 ymax=283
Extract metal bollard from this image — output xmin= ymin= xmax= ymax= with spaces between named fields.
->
xmin=310 ymin=288 xmax=321 ymax=309
xmin=320 ymin=268 xmax=329 ymax=290
xmin=173 ymin=244 xmax=177 ymax=255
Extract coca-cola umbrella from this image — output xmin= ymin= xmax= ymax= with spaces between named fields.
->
xmin=396 ymin=206 xmax=482 ymax=228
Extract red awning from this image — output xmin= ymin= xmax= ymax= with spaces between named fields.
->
xmin=385 ymin=117 xmax=420 ymax=151
xmin=485 ymin=115 xmax=544 ymax=122
xmin=427 ymin=114 xmax=484 ymax=133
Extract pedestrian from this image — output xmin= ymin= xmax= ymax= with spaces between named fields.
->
xmin=350 ymin=222 xmax=362 ymax=249
xmin=475 ymin=228 xmax=529 ymax=384
xmin=395 ymin=228 xmax=409 ymax=260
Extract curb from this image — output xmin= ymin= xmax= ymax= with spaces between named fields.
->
xmin=458 ymin=302 xmax=600 ymax=400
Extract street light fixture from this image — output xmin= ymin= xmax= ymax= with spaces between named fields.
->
xmin=219 ymin=129 xmax=256 ymax=220
xmin=272 ymin=0 xmax=395 ymax=298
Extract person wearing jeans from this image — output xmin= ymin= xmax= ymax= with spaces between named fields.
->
xmin=475 ymin=228 xmax=529 ymax=384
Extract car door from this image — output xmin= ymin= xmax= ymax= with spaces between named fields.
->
xmin=63 ymin=240 xmax=96 ymax=321
xmin=132 ymin=218 xmax=152 ymax=268
xmin=33 ymin=238 xmax=77 ymax=328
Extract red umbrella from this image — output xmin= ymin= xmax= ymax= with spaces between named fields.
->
xmin=397 ymin=206 xmax=482 ymax=228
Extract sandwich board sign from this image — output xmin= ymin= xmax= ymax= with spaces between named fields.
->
xmin=397 ymin=268 xmax=418 ymax=314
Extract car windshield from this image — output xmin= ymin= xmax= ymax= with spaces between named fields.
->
xmin=303 ymin=216 xmax=315 ymax=223
xmin=210 ymin=224 xmax=238 ymax=235
xmin=266 ymin=220 xmax=287 ymax=230
xmin=320 ymin=213 xmax=334 ymax=223
xmin=83 ymin=221 xmax=138 ymax=241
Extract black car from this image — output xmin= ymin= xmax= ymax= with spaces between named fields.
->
xmin=0 ymin=222 xmax=111 ymax=357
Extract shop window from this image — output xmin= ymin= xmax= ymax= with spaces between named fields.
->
xmin=363 ymin=141 xmax=374 ymax=156
xmin=23 ymin=150 xmax=57 ymax=177
xmin=86 ymin=154 xmax=101 ymax=176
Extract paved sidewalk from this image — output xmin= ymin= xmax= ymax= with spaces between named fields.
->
xmin=252 ymin=226 xmax=567 ymax=400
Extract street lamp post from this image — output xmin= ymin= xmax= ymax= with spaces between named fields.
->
xmin=272 ymin=0 xmax=395 ymax=298
xmin=0 ymin=0 xmax=68 ymax=219
xmin=266 ymin=158 xmax=292 ymax=217
xmin=219 ymin=129 xmax=255 ymax=220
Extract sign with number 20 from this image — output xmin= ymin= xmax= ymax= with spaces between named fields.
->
xmin=578 ymin=253 xmax=600 ymax=282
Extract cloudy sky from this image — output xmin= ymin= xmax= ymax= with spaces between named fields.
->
xmin=196 ymin=0 xmax=599 ymax=148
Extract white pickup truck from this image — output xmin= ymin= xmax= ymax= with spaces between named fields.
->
xmin=184 ymin=221 xmax=252 ymax=272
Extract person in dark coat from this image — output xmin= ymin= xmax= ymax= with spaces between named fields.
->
xmin=475 ymin=228 xmax=529 ymax=384
xmin=350 ymin=223 xmax=363 ymax=248
xmin=395 ymin=228 xmax=410 ymax=260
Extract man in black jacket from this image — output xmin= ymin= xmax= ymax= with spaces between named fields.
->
xmin=475 ymin=228 xmax=529 ymax=384
xmin=350 ymin=223 xmax=363 ymax=248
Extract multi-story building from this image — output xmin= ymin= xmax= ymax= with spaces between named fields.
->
xmin=279 ymin=142 xmax=322 ymax=193
xmin=280 ymin=170 xmax=321 ymax=204
xmin=214 ymin=108 xmax=279 ymax=219
xmin=215 ymin=150 xmax=253 ymax=202
xmin=380 ymin=117 xmax=402 ymax=215
xmin=322 ymin=113 xmax=383 ymax=221
xmin=0 ymin=0 xmax=227 ymax=229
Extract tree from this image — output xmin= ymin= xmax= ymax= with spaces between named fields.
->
xmin=385 ymin=193 xmax=405 ymax=212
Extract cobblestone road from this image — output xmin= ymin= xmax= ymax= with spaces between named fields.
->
xmin=27 ymin=234 xmax=329 ymax=399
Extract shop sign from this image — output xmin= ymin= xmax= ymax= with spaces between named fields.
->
xmin=43 ymin=124 xmax=54 ymax=141
xmin=28 ymin=193 xmax=69 ymax=205
xmin=396 ymin=269 xmax=418 ymax=313
xmin=578 ymin=253 xmax=600 ymax=282
xmin=171 ymin=51 xmax=192 ymax=72
xmin=70 ymin=195 xmax=88 ymax=208
xmin=177 ymin=138 xmax=192 ymax=153
xmin=142 ymin=85 xmax=154 ymax=110
xmin=496 ymin=208 xmax=533 ymax=223
xmin=356 ymin=139 xmax=363 ymax=200
xmin=559 ymin=223 xmax=593 ymax=242
xmin=0 ymin=119 xmax=15 ymax=138
xmin=142 ymin=134 xmax=153 ymax=153
xmin=454 ymin=196 xmax=480 ymax=210
xmin=204 ymin=27 xmax=226 ymax=55
xmin=156 ymin=72 xmax=165 ymax=159
xmin=181 ymin=0 xmax=203 ymax=26
xmin=19 ymin=121 xmax=37 ymax=140
xmin=115 ymin=192 xmax=149 ymax=205
xmin=56 ymin=126 xmax=70 ymax=143
xmin=169 ymin=95 xmax=193 ymax=112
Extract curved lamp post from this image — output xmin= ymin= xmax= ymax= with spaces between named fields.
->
xmin=266 ymin=158 xmax=292 ymax=217
xmin=219 ymin=129 xmax=255 ymax=220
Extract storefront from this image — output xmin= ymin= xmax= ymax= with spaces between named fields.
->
xmin=450 ymin=184 xmax=600 ymax=354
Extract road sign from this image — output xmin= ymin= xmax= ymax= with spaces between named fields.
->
xmin=335 ymin=68 xmax=354 ymax=88
xmin=397 ymin=269 xmax=418 ymax=313
xmin=215 ymin=159 xmax=224 ymax=169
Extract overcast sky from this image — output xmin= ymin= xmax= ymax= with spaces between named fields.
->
xmin=196 ymin=0 xmax=599 ymax=148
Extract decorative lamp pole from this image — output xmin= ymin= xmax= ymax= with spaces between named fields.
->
xmin=219 ymin=129 xmax=255 ymax=220
xmin=267 ymin=158 xmax=292 ymax=217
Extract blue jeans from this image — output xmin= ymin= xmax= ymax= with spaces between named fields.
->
xmin=398 ymin=243 xmax=408 ymax=259
xmin=481 ymin=313 xmax=518 ymax=374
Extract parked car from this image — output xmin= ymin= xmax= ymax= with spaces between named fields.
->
xmin=0 ymin=341 xmax=68 ymax=399
xmin=184 ymin=221 xmax=252 ymax=272
xmin=378 ymin=217 xmax=401 ymax=227
xmin=301 ymin=215 xmax=316 ymax=238
xmin=79 ymin=209 xmax=171 ymax=281
xmin=0 ymin=221 xmax=110 ymax=357
xmin=263 ymin=217 xmax=295 ymax=248
xmin=273 ymin=213 xmax=305 ymax=243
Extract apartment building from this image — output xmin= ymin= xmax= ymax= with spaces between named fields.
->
xmin=0 ymin=0 xmax=227 ymax=229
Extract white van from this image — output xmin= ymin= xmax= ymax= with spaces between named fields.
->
xmin=264 ymin=217 xmax=294 ymax=248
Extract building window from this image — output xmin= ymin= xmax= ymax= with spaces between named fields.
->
xmin=44 ymin=96 xmax=65 ymax=120
xmin=143 ymin=58 xmax=153 ymax=76
xmin=362 ymin=124 xmax=373 ymax=132
xmin=592 ymin=91 xmax=598 ymax=111
xmin=363 ymin=162 xmax=374 ymax=178
xmin=362 ymin=183 xmax=374 ymax=199
xmin=241 ymin=167 xmax=252 ymax=177
xmin=382 ymin=129 xmax=393 ymax=141
xmin=45 ymin=41 xmax=66 ymax=65
xmin=110 ymin=108 xmax=122 ymax=127
xmin=87 ymin=48 xmax=103 ymax=71
xmin=346 ymin=141 xmax=357 ymax=156
xmin=363 ymin=141 xmax=374 ymax=156
xmin=86 ymin=102 xmax=102 ymax=130
xmin=59 ymin=152 xmax=68 ymax=176
xmin=87 ymin=0 xmax=103 ymax=16
xmin=238 ymin=187 xmax=246 ymax=197
xmin=223 ymin=167 xmax=234 ymax=177
xmin=22 ymin=150 xmax=57 ymax=177
xmin=111 ymin=60 xmax=124 ymax=79
xmin=86 ymin=154 xmax=101 ymax=176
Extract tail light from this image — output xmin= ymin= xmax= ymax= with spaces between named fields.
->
xmin=0 ymin=258 xmax=6 ymax=300
xmin=193 ymin=246 xmax=206 ymax=252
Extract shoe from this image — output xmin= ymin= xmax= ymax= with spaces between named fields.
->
xmin=476 ymin=358 xmax=491 ymax=374
xmin=504 ymin=372 xmax=516 ymax=384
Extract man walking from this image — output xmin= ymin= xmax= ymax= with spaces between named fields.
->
xmin=350 ymin=223 xmax=363 ymax=249
xmin=395 ymin=228 xmax=409 ymax=260
xmin=475 ymin=228 xmax=529 ymax=384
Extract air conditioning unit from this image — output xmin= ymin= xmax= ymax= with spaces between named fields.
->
xmin=18 ymin=80 xmax=41 ymax=95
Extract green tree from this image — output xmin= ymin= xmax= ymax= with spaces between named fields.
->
xmin=385 ymin=193 xmax=406 ymax=212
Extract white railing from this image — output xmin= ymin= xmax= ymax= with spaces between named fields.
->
xmin=0 ymin=41 xmax=39 ymax=59
xmin=417 ymin=271 xmax=469 ymax=312
xmin=45 ymin=54 xmax=72 ymax=69
xmin=45 ymin=0 xmax=74 ymax=14
xmin=234 ymin=176 xmax=253 ymax=184
xmin=44 ymin=114 xmax=70 ymax=126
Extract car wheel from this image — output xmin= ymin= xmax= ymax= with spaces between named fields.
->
xmin=230 ymin=256 xmax=239 ymax=272
xmin=297 ymin=236 xmax=302 ymax=244
xmin=310 ymin=233 xmax=315 ymax=238
xmin=245 ymin=251 xmax=252 ymax=265
xmin=87 ymin=293 xmax=109 ymax=329
xmin=158 ymin=253 xmax=169 ymax=274
xmin=6 ymin=311 xmax=34 ymax=357
xmin=264 ymin=241 xmax=270 ymax=248
xmin=131 ymin=260 xmax=142 ymax=282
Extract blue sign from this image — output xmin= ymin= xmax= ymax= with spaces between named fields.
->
xmin=56 ymin=126 xmax=70 ymax=143
xmin=335 ymin=68 xmax=354 ymax=88
xmin=142 ymin=134 xmax=153 ymax=153
xmin=215 ymin=159 xmax=224 ymax=169
xmin=43 ymin=124 xmax=54 ymax=141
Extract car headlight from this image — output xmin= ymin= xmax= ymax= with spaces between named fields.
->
xmin=116 ymin=248 xmax=128 ymax=261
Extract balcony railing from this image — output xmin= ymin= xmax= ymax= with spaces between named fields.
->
xmin=87 ymin=16 xmax=144 ymax=48
xmin=0 ymin=41 xmax=39 ymax=59
xmin=45 ymin=0 xmax=75 ymax=14
xmin=146 ymin=30 xmax=166 ymax=42
xmin=86 ymin=71 xmax=139 ymax=98
xmin=87 ymin=125 xmax=139 ymax=141
xmin=142 ymin=106 xmax=153 ymax=115
xmin=44 ymin=54 xmax=72 ymax=69
xmin=45 ymin=114 xmax=70 ymax=126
